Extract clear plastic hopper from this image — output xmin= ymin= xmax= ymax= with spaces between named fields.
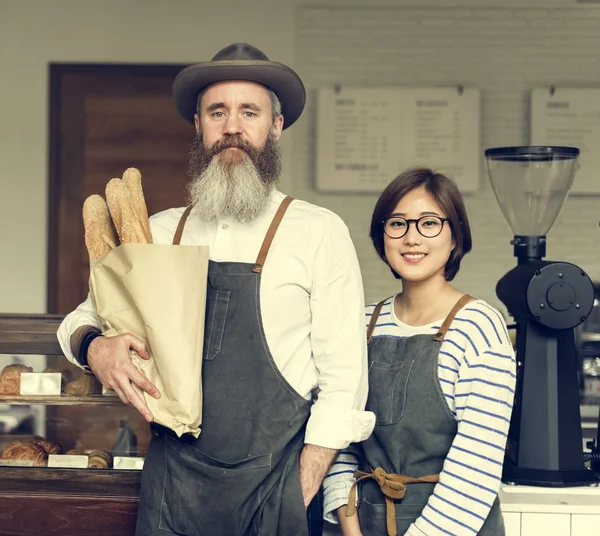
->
xmin=484 ymin=146 xmax=579 ymax=237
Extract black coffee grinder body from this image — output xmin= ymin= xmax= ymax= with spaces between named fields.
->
xmin=485 ymin=146 xmax=599 ymax=486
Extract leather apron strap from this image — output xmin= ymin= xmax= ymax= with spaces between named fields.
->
xmin=252 ymin=196 xmax=294 ymax=274
xmin=172 ymin=205 xmax=194 ymax=245
xmin=346 ymin=467 xmax=439 ymax=536
xmin=170 ymin=197 xmax=294 ymax=269
xmin=433 ymin=294 xmax=475 ymax=342
xmin=367 ymin=300 xmax=386 ymax=344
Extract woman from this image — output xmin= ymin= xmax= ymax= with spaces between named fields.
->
xmin=323 ymin=168 xmax=516 ymax=536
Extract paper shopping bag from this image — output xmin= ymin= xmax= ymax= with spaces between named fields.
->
xmin=89 ymin=243 xmax=209 ymax=438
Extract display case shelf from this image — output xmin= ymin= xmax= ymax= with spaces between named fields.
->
xmin=0 ymin=394 xmax=122 ymax=406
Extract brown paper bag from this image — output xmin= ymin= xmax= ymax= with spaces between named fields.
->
xmin=89 ymin=243 xmax=209 ymax=438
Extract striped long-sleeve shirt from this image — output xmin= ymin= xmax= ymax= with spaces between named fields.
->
xmin=322 ymin=295 xmax=517 ymax=536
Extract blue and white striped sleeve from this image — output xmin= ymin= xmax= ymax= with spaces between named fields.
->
xmin=409 ymin=342 xmax=516 ymax=536
xmin=322 ymin=445 xmax=361 ymax=524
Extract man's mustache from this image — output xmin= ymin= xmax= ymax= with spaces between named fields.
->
xmin=208 ymin=135 xmax=257 ymax=158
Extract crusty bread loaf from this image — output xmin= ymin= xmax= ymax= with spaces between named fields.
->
xmin=64 ymin=373 xmax=102 ymax=396
xmin=0 ymin=364 xmax=34 ymax=395
xmin=122 ymin=167 xmax=152 ymax=244
xmin=42 ymin=366 xmax=75 ymax=392
xmin=1 ymin=441 xmax=48 ymax=466
xmin=83 ymin=194 xmax=118 ymax=261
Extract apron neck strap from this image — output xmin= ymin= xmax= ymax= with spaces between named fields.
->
xmin=252 ymin=196 xmax=294 ymax=274
xmin=172 ymin=197 xmax=293 ymax=270
xmin=172 ymin=206 xmax=194 ymax=245
xmin=367 ymin=300 xmax=386 ymax=344
xmin=433 ymin=294 xmax=475 ymax=342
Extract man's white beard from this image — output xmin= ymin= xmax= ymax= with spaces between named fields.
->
xmin=188 ymin=153 xmax=275 ymax=224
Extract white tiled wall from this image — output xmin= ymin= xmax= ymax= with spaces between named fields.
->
xmin=291 ymin=3 xmax=600 ymax=313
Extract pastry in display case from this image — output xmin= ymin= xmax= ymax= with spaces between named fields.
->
xmin=0 ymin=313 xmax=149 ymax=536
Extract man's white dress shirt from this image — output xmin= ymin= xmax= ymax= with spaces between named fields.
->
xmin=57 ymin=189 xmax=375 ymax=449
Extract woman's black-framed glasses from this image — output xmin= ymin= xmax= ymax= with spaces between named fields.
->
xmin=382 ymin=216 xmax=449 ymax=239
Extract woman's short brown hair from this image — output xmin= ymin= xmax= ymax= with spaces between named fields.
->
xmin=369 ymin=167 xmax=472 ymax=282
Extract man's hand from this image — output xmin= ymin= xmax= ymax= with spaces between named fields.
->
xmin=87 ymin=334 xmax=160 ymax=422
xmin=299 ymin=444 xmax=338 ymax=508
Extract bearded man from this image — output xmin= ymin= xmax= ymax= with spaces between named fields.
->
xmin=57 ymin=43 xmax=374 ymax=536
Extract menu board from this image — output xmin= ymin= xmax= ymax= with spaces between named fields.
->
xmin=531 ymin=87 xmax=600 ymax=194
xmin=315 ymin=87 xmax=481 ymax=193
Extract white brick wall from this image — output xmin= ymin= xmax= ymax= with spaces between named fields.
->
xmin=292 ymin=4 xmax=600 ymax=316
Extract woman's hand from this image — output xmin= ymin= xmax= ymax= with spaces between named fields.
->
xmin=337 ymin=505 xmax=363 ymax=536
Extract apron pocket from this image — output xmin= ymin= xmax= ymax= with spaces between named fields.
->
xmin=366 ymin=359 xmax=415 ymax=425
xmin=203 ymin=289 xmax=230 ymax=361
xmin=159 ymin=436 xmax=272 ymax=536
xmin=359 ymin=498 xmax=423 ymax=536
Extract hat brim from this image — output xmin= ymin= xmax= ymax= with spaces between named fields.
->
xmin=172 ymin=60 xmax=306 ymax=130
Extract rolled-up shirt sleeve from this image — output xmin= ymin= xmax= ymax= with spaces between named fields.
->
xmin=304 ymin=214 xmax=375 ymax=449
xmin=56 ymin=292 xmax=102 ymax=367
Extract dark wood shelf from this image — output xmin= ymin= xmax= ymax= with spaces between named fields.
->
xmin=0 ymin=394 xmax=122 ymax=406
xmin=0 ymin=313 xmax=65 ymax=355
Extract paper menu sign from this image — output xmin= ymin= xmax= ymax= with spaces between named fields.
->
xmin=316 ymin=86 xmax=481 ymax=193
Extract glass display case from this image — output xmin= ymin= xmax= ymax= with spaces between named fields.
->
xmin=0 ymin=314 xmax=148 ymax=536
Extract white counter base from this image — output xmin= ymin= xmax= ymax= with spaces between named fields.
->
xmin=323 ymin=484 xmax=600 ymax=536
xmin=499 ymin=484 xmax=600 ymax=536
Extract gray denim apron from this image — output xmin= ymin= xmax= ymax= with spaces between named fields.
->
xmin=354 ymin=295 xmax=504 ymax=536
xmin=135 ymin=197 xmax=313 ymax=536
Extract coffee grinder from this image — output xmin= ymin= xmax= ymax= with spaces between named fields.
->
xmin=484 ymin=146 xmax=599 ymax=486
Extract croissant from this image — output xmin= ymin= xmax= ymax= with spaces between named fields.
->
xmin=29 ymin=438 xmax=62 ymax=455
xmin=86 ymin=448 xmax=113 ymax=469
xmin=1 ymin=441 xmax=48 ymax=466
xmin=0 ymin=364 xmax=34 ymax=395
xmin=65 ymin=449 xmax=87 ymax=456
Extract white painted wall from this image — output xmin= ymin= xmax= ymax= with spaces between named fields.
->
xmin=293 ymin=0 xmax=600 ymax=312
xmin=2 ymin=0 xmax=600 ymax=318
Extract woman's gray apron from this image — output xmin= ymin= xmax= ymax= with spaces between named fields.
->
xmin=352 ymin=295 xmax=504 ymax=536
xmin=135 ymin=197 xmax=313 ymax=536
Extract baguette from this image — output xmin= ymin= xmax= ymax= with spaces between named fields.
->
xmin=105 ymin=178 xmax=125 ymax=242
xmin=106 ymin=178 xmax=148 ymax=244
xmin=82 ymin=195 xmax=117 ymax=261
xmin=122 ymin=167 xmax=152 ymax=243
